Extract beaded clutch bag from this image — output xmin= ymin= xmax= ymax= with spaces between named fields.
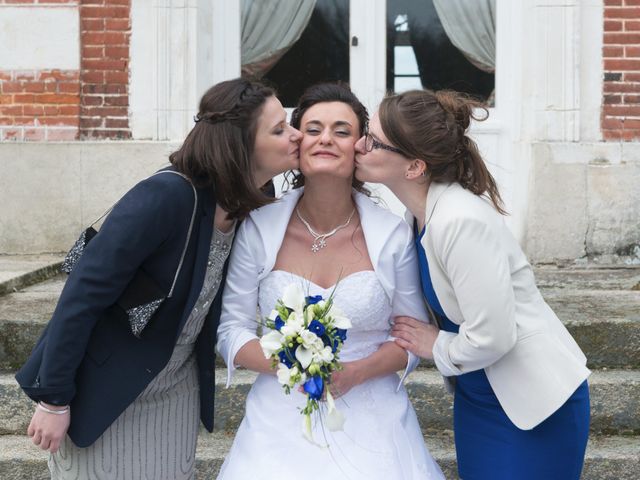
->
xmin=61 ymin=170 xmax=198 ymax=337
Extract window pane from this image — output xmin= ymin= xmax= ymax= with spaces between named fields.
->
xmin=394 ymin=46 xmax=420 ymax=75
xmin=241 ymin=0 xmax=350 ymax=108
xmin=395 ymin=76 xmax=423 ymax=93
xmin=386 ymin=0 xmax=495 ymax=104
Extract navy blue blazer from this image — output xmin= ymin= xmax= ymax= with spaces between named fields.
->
xmin=16 ymin=167 xmax=223 ymax=447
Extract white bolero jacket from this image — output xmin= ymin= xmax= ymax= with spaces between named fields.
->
xmin=414 ymin=181 xmax=590 ymax=430
xmin=216 ymin=188 xmax=430 ymax=388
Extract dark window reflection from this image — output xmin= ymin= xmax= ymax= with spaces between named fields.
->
xmin=387 ymin=0 xmax=495 ymax=104
xmin=257 ymin=0 xmax=349 ymax=107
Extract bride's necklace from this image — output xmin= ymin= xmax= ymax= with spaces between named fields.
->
xmin=296 ymin=206 xmax=356 ymax=253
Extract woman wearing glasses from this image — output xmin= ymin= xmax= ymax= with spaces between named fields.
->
xmin=354 ymin=89 xmax=591 ymax=480
xmin=216 ymin=83 xmax=444 ymax=479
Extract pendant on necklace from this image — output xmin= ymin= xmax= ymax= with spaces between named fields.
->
xmin=311 ymin=237 xmax=326 ymax=253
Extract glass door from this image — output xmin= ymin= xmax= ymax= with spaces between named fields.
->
xmin=241 ymin=0 xmax=350 ymax=108
xmin=232 ymin=1 xmax=507 ymax=220
xmin=385 ymin=0 xmax=495 ymax=103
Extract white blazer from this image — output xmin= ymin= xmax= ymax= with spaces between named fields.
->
xmin=217 ymin=188 xmax=430 ymax=388
xmin=415 ymin=182 xmax=590 ymax=430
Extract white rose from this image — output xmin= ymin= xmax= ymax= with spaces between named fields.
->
xmin=276 ymin=364 xmax=300 ymax=387
xmin=281 ymin=312 xmax=304 ymax=337
xmin=259 ymin=330 xmax=284 ymax=358
xmin=276 ymin=364 xmax=291 ymax=385
xmin=314 ymin=346 xmax=333 ymax=363
xmin=299 ymin=329 xmax=318 ymax=349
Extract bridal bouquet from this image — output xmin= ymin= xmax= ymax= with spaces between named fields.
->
xmin=259 ymin=282 xmax=352 ymax=444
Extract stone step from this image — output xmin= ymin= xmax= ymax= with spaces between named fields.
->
xmin=0 ymin=254 xmax=64 ymax=296
xmin=2 ymin=274 xmax=639 ymax=371
xmin=0 ymin=432 xmax=638 ymax=480
xmin=0 ymin=276 xmax=67 ymax=373
xmin=534 ymin=266 xmax=640 ymax=291
xmin=2 ymin=369 xmax=639 ymax=436
xmin=543 ymin=289 xmax=640 ymax=368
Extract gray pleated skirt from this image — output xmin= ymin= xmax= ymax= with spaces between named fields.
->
xmin=49 ymin=226 xmax=235 ymax=480
xmin=49 ymin=344 xmax=200 ymax=480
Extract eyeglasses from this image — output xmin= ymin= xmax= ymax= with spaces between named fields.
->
xmin=364 ymin=131 xmax=405 ymax=155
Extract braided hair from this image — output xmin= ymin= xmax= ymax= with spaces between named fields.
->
xmin=170 ymin=78 xmax=276 ymax=219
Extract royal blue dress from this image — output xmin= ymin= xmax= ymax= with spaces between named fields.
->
xmin=414 ymin=225 xmax=590 ymax=480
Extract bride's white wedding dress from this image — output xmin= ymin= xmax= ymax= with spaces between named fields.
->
xmin=217 ymin=270 xmax=444 ymax=480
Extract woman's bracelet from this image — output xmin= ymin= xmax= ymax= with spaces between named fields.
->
xmin=37 ymin=402 xmax=70 ymax=415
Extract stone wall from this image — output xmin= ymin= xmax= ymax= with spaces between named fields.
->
xmin=0 ymin=142 xmax=172 ymax=254
xmin=526 ymin=142 xmax=640 ymax=264
xmin=0 ymin=1 xmax=638 ymax=263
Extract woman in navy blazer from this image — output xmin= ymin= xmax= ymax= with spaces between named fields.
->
xmin=354 ymin=89 xmax=590 ymax=480
xmin=16 ymin=78 xmax=302 ymax=478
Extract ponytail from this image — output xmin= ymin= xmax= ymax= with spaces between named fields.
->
xmin=379 ymin=89 xmax=507 ymax=215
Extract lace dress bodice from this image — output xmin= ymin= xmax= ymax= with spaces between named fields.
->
xmin=258 ymin=270 xmax=393 ymax=362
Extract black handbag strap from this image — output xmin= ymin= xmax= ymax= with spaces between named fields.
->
xmin=89 ymin=170 xmax=198 ymax=298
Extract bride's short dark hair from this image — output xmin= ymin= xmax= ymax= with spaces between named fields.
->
xmin=286 ymin=82 xmax=370 ymax=195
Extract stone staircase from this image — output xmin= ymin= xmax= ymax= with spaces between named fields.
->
xmin=0 ymin=258 xmax=638 ymax=479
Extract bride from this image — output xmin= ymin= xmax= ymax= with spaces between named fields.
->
xmin=216 ymin=83 xmax=444 ymax=479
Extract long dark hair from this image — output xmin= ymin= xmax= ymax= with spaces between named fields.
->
xmin=288 ymin=82 xmax=370 ymax=195
xmin=170 ymin=78 xmax=276 ymax=219
xmin=379 ymin=89 xmax=506 ymax=214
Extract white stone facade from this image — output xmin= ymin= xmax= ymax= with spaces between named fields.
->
xmin=0 ymin=0 xmax=637 ymax=263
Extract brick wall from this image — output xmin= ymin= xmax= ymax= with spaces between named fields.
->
xmin=80 ymin=0 xmax=131 ymax=139
xmin=0 ymin=0 xmax=131 ymax=141
xmin=0 ymin=70 xmax=80 ymax=141
xmin=603 ymin=0 xmax=640 ymax=141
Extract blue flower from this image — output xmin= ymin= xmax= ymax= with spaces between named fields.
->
xmin=278 ymin=349 xmax=294 ymax=368
xmin=274 ymin=316 xmax=285 ymax=331
xmin=303 ymin=375 xmax=324 ymax=400
xmin=306 ymin=295 xmax=323 ymax=305
xmin=322 ymin=335 xmax=340 ymax=353
xmin=335 ymin=328 xmax=347 ymax=342
xmin=308 ymin=319 xmax=326 ymax=336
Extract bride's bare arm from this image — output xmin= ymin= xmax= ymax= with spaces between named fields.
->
xmin=233 ymin=339 xmax=275 ymax=375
